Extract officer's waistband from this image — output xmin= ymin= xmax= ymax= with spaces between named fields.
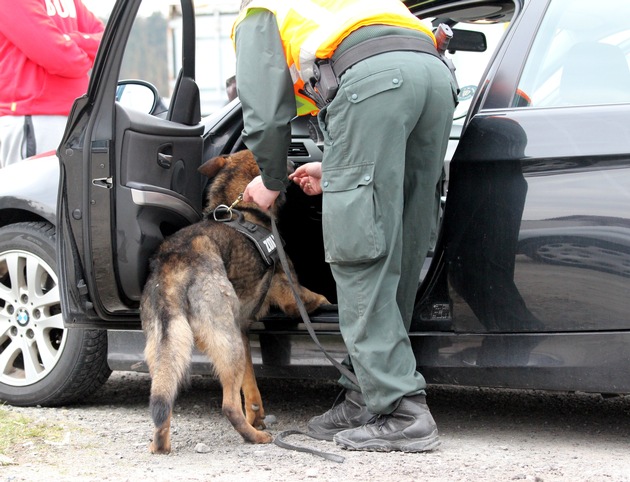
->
xmin=328 ymin=26 xmax=438 ymax=79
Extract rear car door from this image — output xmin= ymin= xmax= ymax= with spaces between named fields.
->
xmin=57 ymin=0 xmax=206 ymax=328
xmin=440 ymin=0 xmax=630 ymax=334
xmin=411 ymin=0 xmax=630 ymax=393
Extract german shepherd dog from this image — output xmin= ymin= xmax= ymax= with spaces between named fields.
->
xmin=141 ymin=150 xmax=329 ymax=454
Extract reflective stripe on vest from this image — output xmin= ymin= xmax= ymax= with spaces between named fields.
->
xmin=233 ymin=0 xmax=435 ymax=116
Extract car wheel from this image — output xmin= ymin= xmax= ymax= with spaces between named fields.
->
xmin=0 ymin=222 xmax=111 ymax=406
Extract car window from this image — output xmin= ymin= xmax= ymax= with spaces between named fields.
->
xmin=117 ymin=2 xmax=238 ymax=117
xmin=159 ymin=3 xmax=237 ymax=116
xmin=514 ymin=0 xmax=630 ymax=108
xmin=119 ymin=11 xmax=172 ymax=103
xmin=192 ymin=8 xmax=238 ymax=115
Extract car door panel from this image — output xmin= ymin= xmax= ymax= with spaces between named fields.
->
xmin=114 ymin=105 xmax=204 ymax=305
xmin=57 ymin=0 xmax=205 ymax=328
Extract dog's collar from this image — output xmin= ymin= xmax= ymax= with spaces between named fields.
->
xmin=212 ymin=206 xmax=281 ymax=266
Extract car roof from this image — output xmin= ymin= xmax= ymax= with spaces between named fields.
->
xmin=404 ymin=0 xmax=518 ymax=24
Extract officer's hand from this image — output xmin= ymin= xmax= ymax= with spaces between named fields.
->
xmin=289 ymin=162 xmax=323 ymax=196
xmin=243 ymin=175 xmax=280 ymax=211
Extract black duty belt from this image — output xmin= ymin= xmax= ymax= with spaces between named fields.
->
xmin=306 ymin=33 xmax=457 ymax=109
xmin=331 ymin=34 xmax=440 ymax=78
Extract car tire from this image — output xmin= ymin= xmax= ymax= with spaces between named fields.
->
xmin=0 ymin=222 xmax=111 ymax=406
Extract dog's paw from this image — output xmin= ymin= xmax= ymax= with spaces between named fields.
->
xmin=149 ymin=441 xmax=171 ymax=454
xmin=253 ymin=431 xmax=274 ymax=444
xmin=149 ymin=427 xmax=172 ymax=454
xmin=304 ymin=294 xmax=331 ymax=313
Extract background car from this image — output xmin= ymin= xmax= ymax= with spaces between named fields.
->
xmin=1 ymin=0 xmax=630 ymax=407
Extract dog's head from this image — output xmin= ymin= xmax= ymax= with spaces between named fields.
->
xmin=198 ymin=150 xmax=290 ymax=217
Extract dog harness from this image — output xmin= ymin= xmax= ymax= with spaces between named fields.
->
xmin=212 ymin=205 xmax=281 ymax=266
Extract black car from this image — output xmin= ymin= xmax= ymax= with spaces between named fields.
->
xmin=1 ymin=0 xmax=630 ymax=407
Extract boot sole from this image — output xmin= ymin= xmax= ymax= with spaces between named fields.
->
xmin=334 ymin=429 xmax=440 ymax=453
xmin=306 ymin=430 xmax=335 ymax=442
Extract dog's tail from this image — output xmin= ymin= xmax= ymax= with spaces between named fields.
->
xmin=144 ymin=308 xmax=194 ymax=431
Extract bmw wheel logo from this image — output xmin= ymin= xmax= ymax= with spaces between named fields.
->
xmin=16 ymin=309 xmax=30 ymax=327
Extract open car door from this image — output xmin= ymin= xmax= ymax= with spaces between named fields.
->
xmin=57 ymin=0 xmax=205 ymax=329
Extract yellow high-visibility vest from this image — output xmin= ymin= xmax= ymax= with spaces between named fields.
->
xmin=232 ymin=0 xmax=435 ymax=116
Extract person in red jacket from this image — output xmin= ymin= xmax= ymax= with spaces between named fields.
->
xmin=0 ymin=0 xmax=104 ymax=168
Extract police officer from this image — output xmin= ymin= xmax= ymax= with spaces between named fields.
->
xmin=234 ymin=0 xmax=457 ymax=452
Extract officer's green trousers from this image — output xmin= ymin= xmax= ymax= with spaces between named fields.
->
xmin=318 ymin=50 xmax=456 ymax=414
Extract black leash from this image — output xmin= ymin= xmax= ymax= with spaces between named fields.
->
xmin=273 ymin=430 xmax=344 ymax=463
xmin=269 ymin=213 xmax=355 ymax=463
xmin=269 ymin=213 xmax=358 ymax=386
xmin=214 ymin=197 xmax=352 ymax=462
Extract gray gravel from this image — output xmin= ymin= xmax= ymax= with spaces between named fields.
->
xmin=2 ymin=371 xmax=630 ymax=481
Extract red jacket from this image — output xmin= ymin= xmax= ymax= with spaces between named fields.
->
xmin=0 ymin=0 xmax=104 ymax=116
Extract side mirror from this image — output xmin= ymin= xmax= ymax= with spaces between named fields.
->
xmin=116 ymin=80 xmax=161 ymax=114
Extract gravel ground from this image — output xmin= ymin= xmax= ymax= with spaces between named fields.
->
xmin=2 ymin=371 xmax=630 ymax=481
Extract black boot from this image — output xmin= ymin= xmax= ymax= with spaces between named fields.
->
xmin=307 ymin=390 xmax=372 ymax=441
xmin=333 ymin=394 xmax=439 ymax=452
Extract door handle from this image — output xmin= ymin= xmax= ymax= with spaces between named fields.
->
xmin=157 ymin=152 xmax=173 ymax=169
xmin=157 ymin=144 xmax=173 ymax=169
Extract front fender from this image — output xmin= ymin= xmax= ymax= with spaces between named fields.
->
xmin=0 ymin=153 xmax=59 ymax=226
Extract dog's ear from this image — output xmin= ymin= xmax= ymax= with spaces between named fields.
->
xmin=198 ymin=155 xmax=228 ymax=179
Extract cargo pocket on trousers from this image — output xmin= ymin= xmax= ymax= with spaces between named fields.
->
xmin=343 ymin=67 xmax=403 ymax=104
xmin=321 ymin=163 xmax=386 ymax=264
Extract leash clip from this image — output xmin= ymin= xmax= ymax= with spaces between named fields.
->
xmin=230 ymin=193 xmax=243 ymax=210
xmin=212 ymin=193 xmax=243 ymax=222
